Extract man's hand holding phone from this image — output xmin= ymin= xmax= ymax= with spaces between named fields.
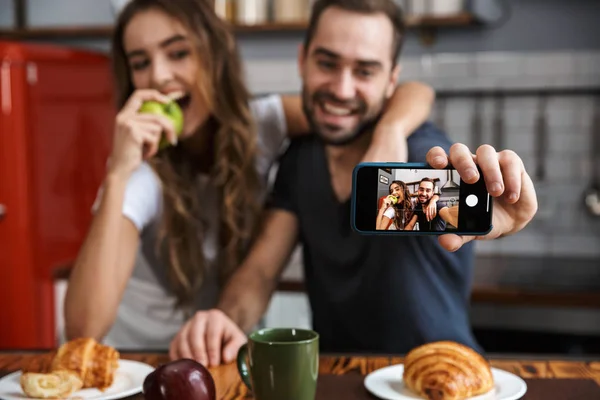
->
xmin=426 ymin=143 xmax=538 ymax=252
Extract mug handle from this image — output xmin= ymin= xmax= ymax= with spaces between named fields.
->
xmin=236 ymin=343 xmax=252 ymax=390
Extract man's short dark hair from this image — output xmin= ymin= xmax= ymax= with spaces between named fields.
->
xmin=419 ymin=178 xmax=435 ymax=188
xmin=303 ymin=0 xmax=406 ymax=66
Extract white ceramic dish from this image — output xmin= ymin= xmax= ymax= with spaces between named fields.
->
xmin=0 ymin=359 xmax=154 ymax=400
xmin=364 ymin=363 xmax=527 ymax=400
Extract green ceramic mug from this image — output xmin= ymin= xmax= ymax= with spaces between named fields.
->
xmin=237 ymin=327 xmax=319 ymax=400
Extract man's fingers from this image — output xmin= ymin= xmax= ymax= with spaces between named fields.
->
xmin=428 ymin=205 xmax=436 ymax=221
xmin=426 ymin=146 xmax=450 ymax=168
xmin=171 ymin=322 xmax=193 ymax=361
xmin=205 ymin=314 xmax=225 ymax=367
xmin=449 ymin=143 xmax=479 ymax=184
xmin=223 ymin=333 xmax=247 ymax=364
xmin=438 ymin=234 xmax=475 ymax=252
xmin=498 ymin=150 xmax=524 ymax=203
xmin=188 ymin=315 xmax=209 ymax=365
xmin=168 ymin=334 xmax=179 ymax=361
xmin=475 ymin=145 xmax=504 ymax=197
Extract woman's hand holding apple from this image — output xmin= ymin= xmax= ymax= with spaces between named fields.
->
xmin=108 ymin=89 xmax=178 ymax=180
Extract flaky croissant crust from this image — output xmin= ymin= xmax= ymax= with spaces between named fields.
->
xmin=20 ymin=338 xmax=120 ymax=398
xmin=403 ymin=341 xmax=494 ymax=400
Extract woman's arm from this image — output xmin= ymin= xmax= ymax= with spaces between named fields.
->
xmin=64 ymin=173 xmax=140 ymax=341
xmin=65 ymin=88 xmax=173 ymax=341
xmin=280 ymin=81 xmax=435 ymax=142
xmin=376 ymin=204 xmax=394 ymax=230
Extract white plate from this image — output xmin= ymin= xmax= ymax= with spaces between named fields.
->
xmin=0 ymin=359 xmax=155 ymax=400
xmin=364 ymin=364 xmax=527 ymax=400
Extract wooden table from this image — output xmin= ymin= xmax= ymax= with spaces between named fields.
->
xmin=1 ymin=352 xmax=599 ymax=399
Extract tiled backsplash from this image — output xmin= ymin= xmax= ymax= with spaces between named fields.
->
xmin=246 ymin=50 xmax=600 ymax=258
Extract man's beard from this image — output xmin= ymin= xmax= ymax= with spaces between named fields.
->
xmin=301 ymin=85 xmax=385 ymax=146
xmin=419 ymin=195 xmax=431 ymax=205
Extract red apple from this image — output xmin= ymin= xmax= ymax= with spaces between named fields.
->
xmin=143 ymin=359 xmax=216 ymax=400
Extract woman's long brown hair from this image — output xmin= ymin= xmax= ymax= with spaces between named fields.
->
xmin=111 ymin=0 xmax=261 ymax=315
xmin=389 ymin=180 xmax=413 ymax=230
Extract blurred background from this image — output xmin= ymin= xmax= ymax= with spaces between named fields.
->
xmin=0 ymin=0 xmax=599 ymax=356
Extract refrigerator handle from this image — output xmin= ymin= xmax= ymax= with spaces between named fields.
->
xmin=0 ymin=204 xmax=5 ymax=220
xmin=1 ymin=61 xmax=12 ymax=115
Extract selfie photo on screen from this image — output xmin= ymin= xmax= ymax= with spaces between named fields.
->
xmin=375 ymin=168 xmax=460 ymax=232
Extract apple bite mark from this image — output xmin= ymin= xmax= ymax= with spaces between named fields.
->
xmin=168 ymin=91 xmax=192 ymax=111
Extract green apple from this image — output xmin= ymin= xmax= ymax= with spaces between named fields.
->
xmin=387 ymin=195 xmax=398 ymax=205
xmin=139 ymin=100 xmax=184 ymax=149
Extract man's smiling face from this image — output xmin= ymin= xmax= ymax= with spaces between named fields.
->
xmin=298 ymin=6 xmax=400 ymax=145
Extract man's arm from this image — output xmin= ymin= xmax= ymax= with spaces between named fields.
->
xmin=280 ymin=81 xmax=435 ymax=147
xmin=425 ymin=194 xmax=440 ymax=221
xmin=281 ymin=95 xmax=310 ymax=135
xmin=217 ymin=210 xmax=300 ymax=332
xmin=405 ymin=214 xmax=418 ymax=231
xmin=363 ymin=81 xmax=435 ymax=162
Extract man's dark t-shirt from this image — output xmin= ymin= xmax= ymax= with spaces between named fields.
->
xmin=266 ymin=122 xmax=479 ymax=355
xmin=413 ymin=200 xmax=448 ymax=232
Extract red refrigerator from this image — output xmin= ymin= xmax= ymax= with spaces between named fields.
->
xmin=0 ymin=41 xmax=114 ymax=348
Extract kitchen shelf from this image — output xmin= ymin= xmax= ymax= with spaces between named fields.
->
xmin=0 ymin=12 xmax=478 ymax=40
xmin=233 ymin=12 xmax=478 ymax=32
xmin=0 ymin=25 xmax=115 ymax=39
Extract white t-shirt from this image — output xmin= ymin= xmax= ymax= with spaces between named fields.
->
xmin=383 ymin=207 xmax=397 ymax=230
xmin=92 ymin=95 xmax=288 ymax=349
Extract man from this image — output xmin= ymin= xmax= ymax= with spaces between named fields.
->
xmin=168 ymin=0 xmax=537 ymax=366
xmin=406 ymin=178 xmax=449 ymax=231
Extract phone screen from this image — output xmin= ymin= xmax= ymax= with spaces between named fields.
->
xmin=352 ymin=163 xmax=493 ymax=235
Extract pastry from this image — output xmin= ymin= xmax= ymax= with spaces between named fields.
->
xmin=51 ymin=337 xmax=120 ymax=390
xmin=403 ymin=341 xmax=494 ymax=400
xmin=20 ymin=370 xmax=83 ymax=399
xmin=19 ymin=337 xmax=120 ymax=398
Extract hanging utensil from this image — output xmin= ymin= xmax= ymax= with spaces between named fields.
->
xmin=492 ymin=92 xmax=505 ymax=151
xmin=534 ymin=93 xmax=548 ymax=181
xmin=532 ymin=93 xmax=554 ymax=222
xmin=583 ymin=96 xmax=600 ymax=217
xmin=470 ymin=95 xmax=483 ymax=148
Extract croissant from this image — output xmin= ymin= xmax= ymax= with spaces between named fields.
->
xmin=20 ymin=370 xmax=83 ymax=399
xmin=403 ymin=341 xmax=494 ymax=400
xmin=20 ymin=338 xmax=120 ymax=398
xmin=51 ymin=337 xmax=120 ymax=390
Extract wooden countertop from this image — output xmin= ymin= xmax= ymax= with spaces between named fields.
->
xmin=1 ymin=351 xmax=599 ymax=399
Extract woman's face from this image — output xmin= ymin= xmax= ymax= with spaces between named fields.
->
xmin=390 ymin=183 xmax=404 ymax=200
xmin=123 ymin=8 xmax=208 ymax=138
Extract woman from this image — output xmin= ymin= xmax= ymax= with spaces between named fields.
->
xmin=377 ymin=180 xmax=413 ymax=230
xmin=64 ymin=0 xmax=434 ymax=352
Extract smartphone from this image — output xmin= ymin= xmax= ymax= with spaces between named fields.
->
xmin=351 ymin=162 xmax=493 ymax=235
